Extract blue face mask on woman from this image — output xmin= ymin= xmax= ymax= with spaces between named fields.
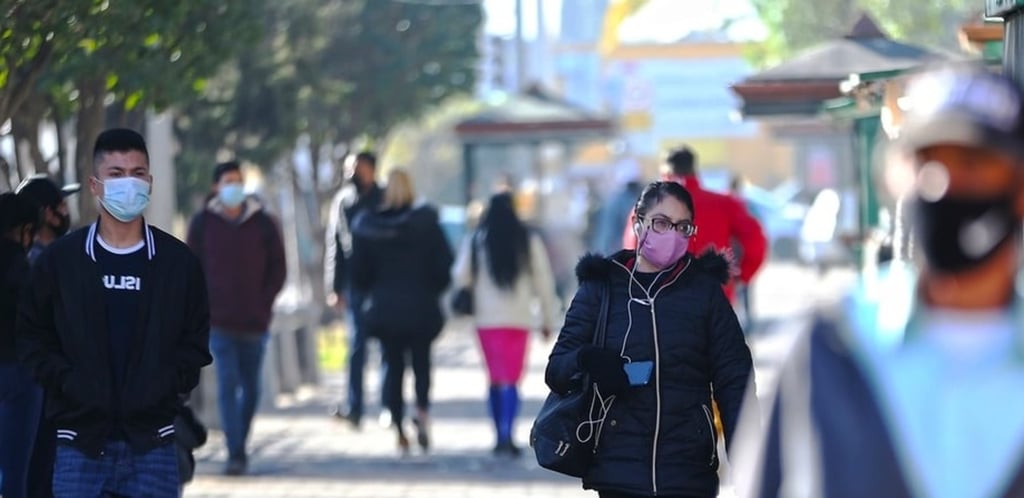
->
xmin=96 ymin=177 xmax=151 ymax=222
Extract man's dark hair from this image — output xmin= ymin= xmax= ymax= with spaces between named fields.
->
xmin=355 ymin=152 xmax=377 ymax=168
xmin=93 ymin=128 xmax=149 ymax=166
xmin=666 ymin=146 xmax=697 ymax=176
xmin=213 ymin=161 xmax=242 ymax=184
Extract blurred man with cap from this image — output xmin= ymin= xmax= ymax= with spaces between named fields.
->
xmin=16 ymin=174 xmax=80 ymax=263
xmin=734 ymin=65 xmax=1024 ymax=497
xmin=12 ymin=175 xmax=78 ymax=498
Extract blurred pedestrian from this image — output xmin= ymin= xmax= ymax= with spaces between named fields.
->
xmin=324 ymin=151 xmax=386 ymax=428
xmin=16 ymin=174 xmax=79 ymax=261
xmin=728 ymin=174 xmax=757 ymax=332
xmin=591 ymin=158 xmax=645 ymax=256
xmin=734 ymin=66 xmax=1024 ymax=498
xmin=546 ymin=181 xmax=754 ymax=497
xmin=453 ymin=192 xmax=560 ymax=457
xmin=350 ymin=169 xmax=453 ymax=454
xmin=623 ymin=147 xmax=767 ymax=301
xmin=0 ymin=192 xmax=40 ymax=498
xmin=186 ymin=160 xmax=287 ymax=476
xmin=14 ymin=174 xmax=80 ymax=498
xmin=17 ymin=128 xmax=211 ymax=498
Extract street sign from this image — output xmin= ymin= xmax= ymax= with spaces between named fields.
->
xmin=987 ymin=0 xmax=1024 ymax=17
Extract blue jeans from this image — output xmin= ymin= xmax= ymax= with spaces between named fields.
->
xmin=345 ymin=292 xmax=387 ymax=417
xmin=53 ymin=442 xmax=178 ymax=498
xmin=209 ymin=330 xmax=268 ymax=460
xmin=0 ymin=361 xmax=43 ymax=498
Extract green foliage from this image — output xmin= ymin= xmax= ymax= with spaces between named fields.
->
xmin=748 ymin=0 xmax=977 ymax=68
xmin=39 ymin=0 xmax=263 ymax=114
xmin=173 ymin=0 xmax=483 ymax=212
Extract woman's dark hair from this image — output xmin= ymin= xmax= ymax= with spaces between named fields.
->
xmin=479 ymin=193 xmax=530 ymax=290
xmin=634 ymin=181 xmax=695 ymax=221
xmin=0 ymin=192 xmax=40 ymax=238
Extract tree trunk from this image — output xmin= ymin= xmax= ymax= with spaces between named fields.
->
xmin=54 ymin=113 xmax=69 ymax=185
xmin=0 ymin=39 xmax=55 ymax=129
xmin=289 ymin=153 xmax=328 ymax=320
xmin=12 ymin=124 xmax=28 ymax=182
xmin=74 ymin=78 xmax=108 ymax=223
xmin=12 ymin=96 xmax=48 ymax=175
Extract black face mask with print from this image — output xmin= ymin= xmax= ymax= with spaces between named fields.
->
xmin=911 ymin=192 xmax=1019 ymax=274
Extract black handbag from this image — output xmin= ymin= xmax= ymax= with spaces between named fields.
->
xmin=450 ymin=234 xmax=478 ymax=316
xmin=450 ymin=288 xmax=474 ymax=316
xmin=530 ymin=281 xmax=611 ymax=478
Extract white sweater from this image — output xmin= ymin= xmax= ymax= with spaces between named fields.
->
xmin=452 ymin=232 xmax=561 ymax=332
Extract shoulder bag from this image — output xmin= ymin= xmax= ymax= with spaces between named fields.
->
xmin=530 ymin=280 xmax=611 ymax=477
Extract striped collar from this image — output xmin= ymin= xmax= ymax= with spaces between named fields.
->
xmin=84 ymin=220 xmax=156 ymax=262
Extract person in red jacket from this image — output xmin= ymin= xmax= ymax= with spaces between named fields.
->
xmin=623 ymin=146 xmax=767 ymax=301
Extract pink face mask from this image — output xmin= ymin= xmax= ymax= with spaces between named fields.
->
xmin=638 ymin=229 xmax=689 ymax=269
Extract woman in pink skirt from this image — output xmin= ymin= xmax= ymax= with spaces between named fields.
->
xmin=452 ymin=193 xmax=560 ymax=457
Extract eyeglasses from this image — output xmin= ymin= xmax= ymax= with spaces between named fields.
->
xmin=643 ymin=216 xmax=697 ymax=237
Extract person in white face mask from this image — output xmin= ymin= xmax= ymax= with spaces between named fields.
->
xmin=185 ymin=161 xmax=287 ymax=476
xmin=17 ymin=128 xmax=212 ymax=498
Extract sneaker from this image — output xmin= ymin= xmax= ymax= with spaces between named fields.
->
xmin=412 ymin=416 xmax=430 ymax=452
xmin=378 ymin=409 xmax=392 ymax=429
xmin=330 ymin=404 xmax=362 ymax=430
xmin=493 ymin=441 xmax=522 ymax=458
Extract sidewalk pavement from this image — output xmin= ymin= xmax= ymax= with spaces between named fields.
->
xmin=184 ymin=318 xmax=591 ymax=498
xmin=183 ymin=262 xmax=857 ymax=498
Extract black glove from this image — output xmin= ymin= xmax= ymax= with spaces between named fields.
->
xmin=576 ymin=345 xmax=629 ymax=395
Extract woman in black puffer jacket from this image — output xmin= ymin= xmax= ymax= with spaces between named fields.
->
xmin=545 ymin=181 xmax=754 ymax=498
xmin=350 ymin=169 xmax=454 ymax=455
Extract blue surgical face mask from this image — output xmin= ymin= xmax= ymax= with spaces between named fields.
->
xmin=218 ymin=184 xmax=246 ymax=208
xmin=96 ymin=177 xmax=150 ymax=222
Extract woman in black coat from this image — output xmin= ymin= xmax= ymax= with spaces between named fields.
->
xmin=545 ymin=181 xmax=754 ymax=498
xmin=350 ymin=169 xmax=454 ymax=455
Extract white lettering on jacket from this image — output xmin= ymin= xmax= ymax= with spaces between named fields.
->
xmin=102 ymin=275 xmax=142 ymax=291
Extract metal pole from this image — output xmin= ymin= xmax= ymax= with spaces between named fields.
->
xmin=1005 ymin=11 xmax=1024 ymax=83
xmin=145 ymin=111 xmax=177 ymax=234
xmin=515 ymin=0 xmax=526 ymax=90
xmin=536 ymin=0 xmax=547 ymax=87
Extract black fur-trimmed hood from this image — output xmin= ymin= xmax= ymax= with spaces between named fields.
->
xmin=575 ymin=248 xmax=735 ymax=285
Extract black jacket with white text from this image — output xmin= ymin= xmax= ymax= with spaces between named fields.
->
xmin=17 ymin=221 xmax=212 ymax=456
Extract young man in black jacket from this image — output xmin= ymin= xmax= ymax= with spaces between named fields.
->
xmin=17 ymin=128 xmax=211 ymax=497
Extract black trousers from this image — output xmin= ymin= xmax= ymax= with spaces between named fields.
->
xmin=379 ymin=336 xmax=432 ymax=424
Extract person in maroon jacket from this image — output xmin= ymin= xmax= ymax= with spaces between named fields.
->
xmin=623 ymin=147 xmax=767 ymax=303
xmin=186 ymin=161 xmax=287 ymax=476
